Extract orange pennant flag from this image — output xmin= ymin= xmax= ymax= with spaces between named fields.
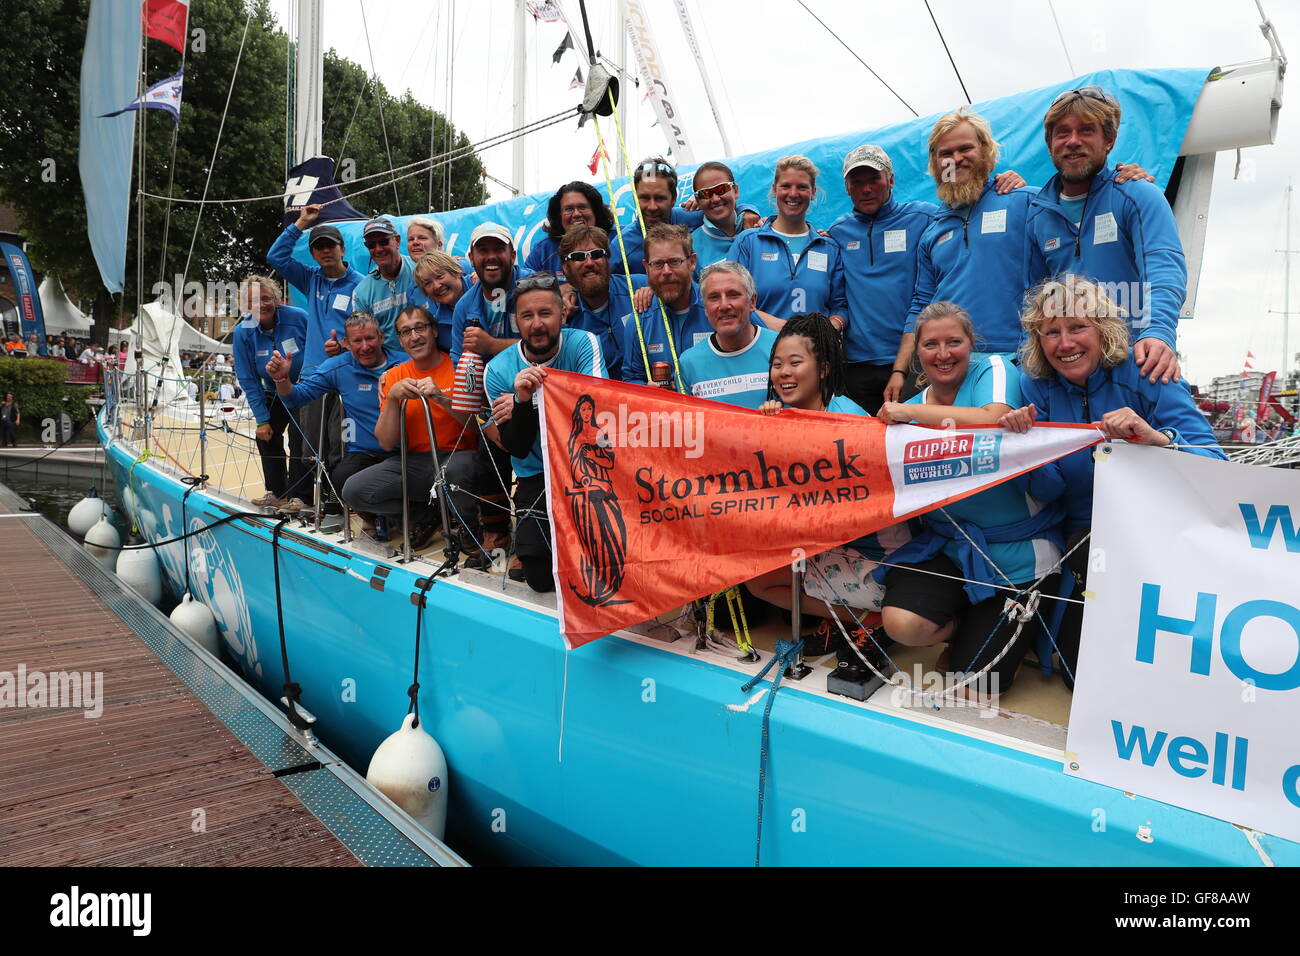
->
xmin=539 ymin=370 xmax=1102 ymax=647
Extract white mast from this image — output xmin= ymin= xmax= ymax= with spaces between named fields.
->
xmin=1284 ymin=181 xmax=1294 ymax=383
xmin=617 ymin=0 xmax=628 ymax=177
xmin=294 ymin=0 xmax=323 ymax=163
xmin=512 ymin=0 xmax=527 ymax=196
xmin=672 ymin=0 xmax=731 ymax=157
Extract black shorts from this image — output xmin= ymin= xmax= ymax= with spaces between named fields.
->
xmin=883 ymin=554 xmax=1060 ymax=691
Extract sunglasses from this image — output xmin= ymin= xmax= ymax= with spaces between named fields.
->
xmin=515 ymin=273 xmax=562 ymax=293
xmin=363 ymin=236 xmax=395 ymax=249
xmin=1051 ymin=85 xmax=1117 ymax=107
xmin=562 ymin=248 xmax=609 ymax=264
xmin=693 ymin=181 xmax=736 ymax=202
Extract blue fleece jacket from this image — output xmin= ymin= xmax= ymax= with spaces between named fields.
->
xmin=1020 ymin=357 xmax=1225 ymax=531
xmin=829 ymin=197 xmax=940 ymax=363
xmin=910 ymin=178 xmax=1039 ymax=353
xmin=1026 ymin=171 xmax=1188 ymax=349
xmin=731 ymin=222 xmax=847 ymax=320
xmin=265 ymin=225 xmax=364 ymax=370
xmin=232 ymin=305 xmax=308 ymax=424
xmin=277 ymin=348 xmax=409 ymax=454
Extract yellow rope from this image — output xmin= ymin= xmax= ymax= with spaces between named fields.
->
xmin=126 ymin=449 xmax=154 ymax=535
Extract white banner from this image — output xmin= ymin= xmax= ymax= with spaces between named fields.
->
xmin=1066 ymin=443 xmax=1300 ymax=843
xmin=624 ymin=0 xmax=695 ymax=162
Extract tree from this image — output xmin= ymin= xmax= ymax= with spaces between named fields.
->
xmin=0 ymin=0 xmax=485 ymax=344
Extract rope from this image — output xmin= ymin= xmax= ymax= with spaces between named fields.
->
xmin=179 ymin=473 xmax=209 ymax=599
xmin=923 ymin=0 xmax=971 ymax=105
xmin=793 ymin=0 xmax=918 ymax=117
xmin=741 ymin=637 xmax=804 ymax=867
xmin=126 ymin=450 xmax=155 ymax=535
xmin=359 ymin=1 xmax=401 ymax=214
xmin=272 ymin=516 xmax=312 ymax=731
xmin=407 ymin=574 xmax=436 ymax=728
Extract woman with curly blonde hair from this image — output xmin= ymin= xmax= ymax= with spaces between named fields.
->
xmin=999 ymin=274 xmax=1223 ymax=686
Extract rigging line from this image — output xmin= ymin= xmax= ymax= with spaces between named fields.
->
xmin=142 ymin=109 xmax=577 ymax=205
xmin=359 ymin=0 xmax=401 ymax=214
xmin=792 ymin=0 xmax=918 ymax=118
xmin=923 ymin=0 xmax=970 ymax=105
xmin=180 ymin=11 xmax=253 ymax=284
xmin=426 ymin=1 xmax=442 ymax=211
xmin=1046 ymin=0 xmax=1076 ymax=78
xmin=284 ymin=0 xmax=294 ymax=178
xmin=335 ymin=61 xmax=371 ymax=166
xmin=445 ymin=0 xmax=456 ymax=211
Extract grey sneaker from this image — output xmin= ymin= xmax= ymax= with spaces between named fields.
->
xmin=281 ymin=497 xmax=307 ymax=514
xmin=251 ymin=492 xmax=281 ymax=508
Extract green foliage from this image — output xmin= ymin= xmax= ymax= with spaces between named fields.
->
xmin=0 ymin=0 xmax=485 ymax=331
xmin=0 ymin=357 xmax=95 ymax=426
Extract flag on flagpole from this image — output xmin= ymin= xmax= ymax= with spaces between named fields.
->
xmin=142 ymin=0 xmax=190 ymax=53
xmin=569 ymin=67 xmax=584 ymax=90
xmin=553 ymin=32 xmax=574 ymax=63
xmin=587 ymin=144 xmax=608 ymax=175
xmin=101 ymin=70 xmax=184 ymax=122
xmin=527 ymin=0 xmax=565 ymax=21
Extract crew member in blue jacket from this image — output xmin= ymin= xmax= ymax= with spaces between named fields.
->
xmin=524 ymin=181 xmax=617 ymax=277
xmin=876 ymin=301 xmax=1065 ymax=696
xmin=232 ymin=275 xmax=310 ymax=509
xmin=909 ymin=108 xmax=1040 ymax=356
xmin=620 ymin=224 xmax=762 ymax=387
xmin=265 ymin=310 xmax=408 ymax=505
xmin=559 ymin=224 xmax=646 ymax=381
xmin=1026 ymin=85 xmax=1185 ymax=385
xmin=732 ymin=155 xmax=848 ymax=327
xmin=999 ymin=274 xmax=1224 ymax=687
xmin=266 ymin=203 xmax=364 ymax=505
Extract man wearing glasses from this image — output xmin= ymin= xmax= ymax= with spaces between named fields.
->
xmin=560 ymin=224 xmax=647 ymax=381
xmin=352 ymin=217 xmax=415 ymax=356
xmin=620 ymin=224 xmax=764 ymax=388
xmin=1026 ymin=86 xmax=1185 ymax=384
xmin=340 ymin=306 xmax=478 ymax=551
xmin=484 ymin=273 xmax=606 ymax=592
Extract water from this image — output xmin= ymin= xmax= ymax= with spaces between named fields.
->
xmin=1 ymin=466 xmax=121 ymax=530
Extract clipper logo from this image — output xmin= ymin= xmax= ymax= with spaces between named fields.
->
xmin=902 ymin=433 xmax=1001 ymax=484
xmin=1044 ymin=236 xmax=1061 ymax=252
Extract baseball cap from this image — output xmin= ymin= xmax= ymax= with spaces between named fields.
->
xmin=470 ymin=221 xmax=514 ymax=249
xmin=843 ymin=144 xmax=893 ymax=177
xmin=309 ymin=224 xmax=343 ymax=248
xmin=362 ymin=217 xmax=399 ymax=239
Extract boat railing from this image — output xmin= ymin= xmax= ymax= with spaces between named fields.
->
xmin=1226 ymin=432 xmax=1300 ymax=468
xmin=397 ymin=397 xmax=457 ymax=565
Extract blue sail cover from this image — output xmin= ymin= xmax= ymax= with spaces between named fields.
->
xmin=281 ymin=68 xmax=1208 ymax=287
xmin=79 ymin=0 xmax=142 ymax=294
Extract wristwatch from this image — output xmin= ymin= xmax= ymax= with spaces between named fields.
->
xmin=1158 ymin=428 xmax=1177 ymax=447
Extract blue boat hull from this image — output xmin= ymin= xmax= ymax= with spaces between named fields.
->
xmin=102 ymin=428 xmax=1298 ymax=866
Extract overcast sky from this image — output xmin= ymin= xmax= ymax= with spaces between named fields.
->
xmin=280 ymin=0 xmax=1299 ymax=386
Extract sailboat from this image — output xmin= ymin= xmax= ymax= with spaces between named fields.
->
xmin=84 ymin=0 xmax=1300 ymax=865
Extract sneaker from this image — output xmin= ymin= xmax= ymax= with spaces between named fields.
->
xmin=407 ymin=519 xmax=441 ymax=552
xmin=507 ymin=556 xmax=526 ymax=582
xmin=280 ymin=497 xmax=307 ymax=514
xmin=802 ymin=619 xmax=840 ymax=656
xmin=252 ymin=492 xmax=282 ymax=508
xmin=844 ymin=613 xmax=892 ymax=675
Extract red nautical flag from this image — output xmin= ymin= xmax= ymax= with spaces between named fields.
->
xmin=587 ymin=144 xmax=608 ymax=175
xmin=538 ymin=370 xmax=1104 ymax=647
xmin=142 ymin=0 xmax=189 ymax=52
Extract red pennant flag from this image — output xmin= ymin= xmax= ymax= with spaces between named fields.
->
xmin=142 ymin=0 xmax=189 ymax=53
xmin=538 ymin=370 xmax=1103 ymax=647
xmin=587 ymin=144 xmax=608 ymax=175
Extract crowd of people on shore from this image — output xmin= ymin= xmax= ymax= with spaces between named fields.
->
xmin=235 ymin=86 xmax=1225 ymax=694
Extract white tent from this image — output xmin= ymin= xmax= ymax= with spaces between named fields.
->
xmin=37 ymin=277 xmax=93 ymax=335
xmin=118 ymin=300 xmax=233 ymax=355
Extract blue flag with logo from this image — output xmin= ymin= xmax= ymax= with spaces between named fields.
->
xmin=101 ymin=70 xmax=184 ymax=123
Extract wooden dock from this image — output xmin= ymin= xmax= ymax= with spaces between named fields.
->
xmin=0 ymin=485 xmax=463 ymax=867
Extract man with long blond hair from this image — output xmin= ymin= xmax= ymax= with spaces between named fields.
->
xmin=1026 ymin=86 xmax=1186 ymax=386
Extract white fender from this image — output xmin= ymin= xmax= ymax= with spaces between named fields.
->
xmin=120 ymin=485 xmax=137 ymax=526
xmin=115 ymin=546 xmax=162 ymax=605
xmin=83 ymin=516 xmax=121 ymax=572
xmin=366 ymin=712 xmax=448 ymax=840
xmin=68 ymin=488 xmax=110 ymax=538
xmin=170 ymin=594 xmax=220 ymax=655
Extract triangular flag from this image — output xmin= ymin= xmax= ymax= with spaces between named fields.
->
xmin=569 ymin=67 xmax=584 ymax=90
xmin=587 ymin=144 xmax=608 ymax=175
xmin=538 ymin=370 xmax=1105 ymax=647
xmin=142 ymin=0 xmax=189 ymax=53
xmin=101 ymin=70 xmax=184 ymax=123
xmin=1247 ymin=351 xmax=1257 ymax=359
xmin=553 ymin=32 xmax=573 ymax=64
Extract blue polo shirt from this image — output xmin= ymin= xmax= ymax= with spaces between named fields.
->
xmin=232 ymin=305 xmax=309 ymax=424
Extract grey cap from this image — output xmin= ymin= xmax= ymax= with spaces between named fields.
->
xmin=309 ymin=224 xmax=343 ymax=248
xmin=842 ymin=144 xmax=893 ymax=177
xmin=362 ymin=216 xmax=399 ymax=238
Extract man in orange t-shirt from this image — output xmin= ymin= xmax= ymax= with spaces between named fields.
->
xmin=345 ymin=305 xmax=478 ymax=549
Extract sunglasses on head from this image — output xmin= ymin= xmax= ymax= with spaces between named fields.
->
xmin=562 ymin=248 xmax=609 ymax=264
xmin=1051 ymin=85 xmax=1117 ymax=107
xmin=515 ymin=273 xmax=562 ymax=293
xmin=693 ymin=181 xmax=736 ymax=202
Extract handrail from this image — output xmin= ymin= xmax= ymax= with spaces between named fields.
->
xmin=397 ymin=396 xmax=458 ymax=565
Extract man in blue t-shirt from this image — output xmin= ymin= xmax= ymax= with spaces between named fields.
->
xmin=265 ymin=311 xmax=408 ymax=510
xmin=679 ymin=262 xmax=777 ymax=409
xmin=485 ymin=275 xmax=607 ymax=592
